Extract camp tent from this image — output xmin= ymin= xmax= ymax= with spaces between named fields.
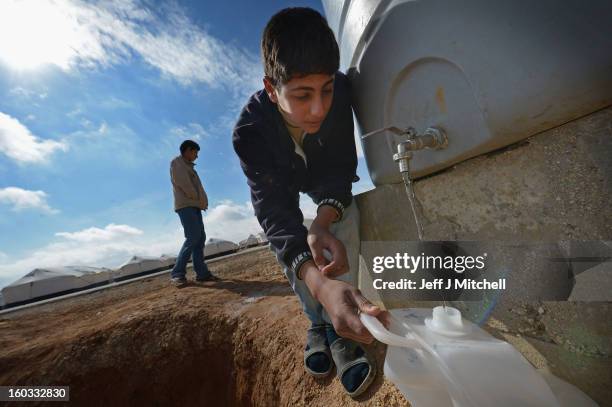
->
xmin=113 ymin=255 xmax=176 ymax=280
xmin=256 ymin=232 xmax=268 ymax=244
xmin=239 ymin=234 xmax=259 ymax=249
xmin=1 ymin=266 xmax=112 ymax=307
xmin=205 ymin=238 xmax=238 ymax=258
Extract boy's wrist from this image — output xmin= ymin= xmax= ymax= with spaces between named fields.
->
xmin=300 ymin=260 xmax=326 ymax=299
xmin=313 ymin=205 xmax=338 ymax=229
xmin=290 ymin=251 xmax=313 ymax=278
xmin=317 ymin=198 xmax=344 ymax=223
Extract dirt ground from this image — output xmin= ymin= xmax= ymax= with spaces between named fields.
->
xmin=0 ymin=248 xmax=407 ymax=407
xmin=0 ymin=247 xmax=609 ymax=406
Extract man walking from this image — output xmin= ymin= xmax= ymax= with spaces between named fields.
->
xmin=170 ymin=140 xmax=217 ymax=286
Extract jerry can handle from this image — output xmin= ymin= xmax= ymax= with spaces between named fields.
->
xmin=360 ymin=313 xmax=420 ymax=348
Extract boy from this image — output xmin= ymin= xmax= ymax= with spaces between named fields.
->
xmin=232 ymin=8 xmax=388 ymax=397
xmin=170 ymin=140 xmax=217 ymax=286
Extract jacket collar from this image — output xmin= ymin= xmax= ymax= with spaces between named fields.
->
xmin=180 ymin=155 xmax=195 ymax=166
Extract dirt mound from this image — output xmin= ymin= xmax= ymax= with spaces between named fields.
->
xmin=0 ymin=249 xmax=408 ymax=406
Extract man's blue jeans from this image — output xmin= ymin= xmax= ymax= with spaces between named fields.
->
xmin=171 ymin=206 xmax=211 ymax=279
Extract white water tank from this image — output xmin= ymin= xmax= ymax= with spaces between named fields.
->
xmin=322 ymin=0 xmax=612 ymax=184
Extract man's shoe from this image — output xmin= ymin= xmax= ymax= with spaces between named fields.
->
xmin=171 ymin=276 xmax=188 ymax=287
xmin=195 ymin=274 xmax=220 ymax=282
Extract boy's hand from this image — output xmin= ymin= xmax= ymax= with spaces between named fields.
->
xmin=308 ymin=206 xmax=348 ymax=277
xmin=301 ymin=261 xmax=391 ymax=344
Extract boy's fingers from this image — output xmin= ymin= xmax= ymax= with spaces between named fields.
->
xmin=320 ymin=263 xmax=335 ymax=275
xmin=320 ymin=259 xmax=342 ymax=275
xmin=354 ymin=292 xmax=381 ymax=316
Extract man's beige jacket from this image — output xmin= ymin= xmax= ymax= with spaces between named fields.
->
xmin=170 ymin=155 xmax=208 ymax=211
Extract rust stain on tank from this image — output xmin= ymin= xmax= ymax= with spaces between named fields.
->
xmin=436 ymin=86 xmax=447 ymax=114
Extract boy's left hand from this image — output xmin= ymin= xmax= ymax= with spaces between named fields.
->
xmin=308 ymin=218 xmax=349 ymax=278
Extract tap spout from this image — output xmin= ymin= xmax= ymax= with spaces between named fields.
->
xmin=393 ymin=127 xmax=448 ymax=173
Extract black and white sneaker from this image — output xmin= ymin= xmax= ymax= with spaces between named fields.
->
xmin=171 ymin=276 xmax=188 ymax=287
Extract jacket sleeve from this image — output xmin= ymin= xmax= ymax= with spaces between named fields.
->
xmin=171 ymin=160 xmax=198 ymax=201
xmin=233 ymin=123 xmax=313 ymax=274
xmin=307 ymin=76 xmax=358 ymax=221
xmin=202 ymin=189 xmax=209 ymax=210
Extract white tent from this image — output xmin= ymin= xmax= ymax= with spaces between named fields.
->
xmin=256 ymin=232 xmax=268 ymax=244
xmin=1 ymin=266 xmax=112 ymax=306
xmin=113 ymin=255 xmax=176 ymax=280
xmin=205 ymin=238 xmax=238 ymax=257
xmin=239 ymin=234 xmax=259 ymax=249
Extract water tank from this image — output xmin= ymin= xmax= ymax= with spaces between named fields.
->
xmin=322 ymin=0 xmax=612 ymax=184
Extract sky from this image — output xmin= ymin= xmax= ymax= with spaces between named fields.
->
xmin=0 ymin=0 xmax=375 ymax=289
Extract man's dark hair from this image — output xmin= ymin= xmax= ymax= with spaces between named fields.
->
xmin=180 ymin=140 xmax=200 ymax=155
xmin=262 ymin=7 xmax=339 ymax=86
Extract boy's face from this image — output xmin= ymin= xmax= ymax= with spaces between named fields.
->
xmin=183 ymin=148 xmax=199 ymax=162
xmin=264 ymin=73 xmax=334 ymax=134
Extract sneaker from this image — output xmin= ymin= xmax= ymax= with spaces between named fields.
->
xmin=195 ymin=274 xmax=219 ymax=282
xmin=171 ymin=276 xmax=188 ymax=287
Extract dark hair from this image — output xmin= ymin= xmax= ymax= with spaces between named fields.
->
xmin=261 ymin=7 xmax=339 ymax=86
xmin=180 ymin=140 xmax=200 ymax=155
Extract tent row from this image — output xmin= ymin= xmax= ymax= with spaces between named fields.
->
xmin=0 ymin=256 xmax=176 ymax=309
xmin=1 ymin=237 xmax=244 ymax=309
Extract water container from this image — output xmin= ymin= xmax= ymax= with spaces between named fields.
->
xmin=361 ymin=307 xmax=599 ymax=407
xmin=322 ymin=0 xmax=612 ymax=184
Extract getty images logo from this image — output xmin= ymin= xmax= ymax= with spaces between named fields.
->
xmin=372 ymin=252 xmax=488 ymax=274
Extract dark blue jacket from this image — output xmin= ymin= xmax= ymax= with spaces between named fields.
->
xmin=232 ymin=72 xmax=358 ymax=273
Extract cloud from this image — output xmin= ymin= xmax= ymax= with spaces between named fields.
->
xmin=0 ymin=187 xmax=59 ymax=214
xmin=203 ymin=200 xmax=263 ymax=242
xmin=8 ymin=87 xmax=48 ymax=100
xmin=55 ymin=223 xmax=143 ymax=243
xmin=99 ymin=96 xmax=135 ymax=110
xmin=0 ymin=112 xmax=68 ymax=164
xmin=64 ymin=121 xmax=151 ymax=167
xmin=0 ymin=0 xmax=262 ymax=99
xmin=169 ymin=123 xmax=208 ymax=142
xmin=66 ymin=106 xmax=84 ymax=118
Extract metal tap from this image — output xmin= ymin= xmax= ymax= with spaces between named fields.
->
xmin=392 ymin=127 xmax=448 ymax=173
xmin=360 ymin=125 xmax=448 ymax=173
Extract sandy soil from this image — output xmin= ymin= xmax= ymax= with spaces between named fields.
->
xmin=1 ymin=247 xmax=609 ymax=406
xmin=0 ymin=248 xmax=408 ymax=407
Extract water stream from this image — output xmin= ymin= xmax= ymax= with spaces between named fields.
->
xmin=401 ymin=171 xmax=447 ymax=309
xmin=401 ymin=172 xmax=424 ymax=241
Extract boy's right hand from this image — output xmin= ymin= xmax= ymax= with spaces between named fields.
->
xmin=308 ymin=221 xmax=349 ymax=278
xmin=300 ymin=261 xmax=390 ymax=343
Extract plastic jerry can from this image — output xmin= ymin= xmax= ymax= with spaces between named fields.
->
xmin=361 ymin=307 xmax=598 ymax=407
